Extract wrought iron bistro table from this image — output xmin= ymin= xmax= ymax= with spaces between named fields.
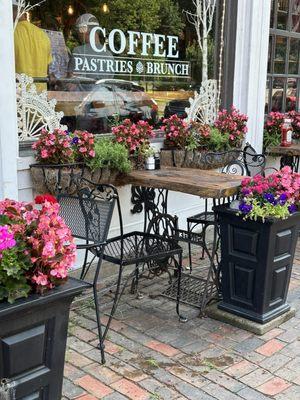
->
xmin=121 ymin=167 xmax=244 ymax=314
xmin=267 ymin=144 xmax=300 ymax=172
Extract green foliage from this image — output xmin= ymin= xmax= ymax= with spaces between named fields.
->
xmin=158 ymin=0 xmax=184 ymax=35
xmin=90 ymin=0 xmax=161 ymax=32
xmin=186 ymin=37 xmax=215 ymax=81
xmin=0 ymin=244 xmax=32 ymax=304
xmin=207 ymin=128 xmax=231 ymax=152
xmin=240 ymin=198 xmax=291 ymax=222
xmin=87 ymin=139 xmax=132 ymax=174
xmin=263 ymin=129 xmax=281 ymax=150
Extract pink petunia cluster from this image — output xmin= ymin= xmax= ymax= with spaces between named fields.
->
xmin=0 ymin=197 xmax=76 ymax=293
xmin=112 ymin=119 xmax=155 ymax=153
xmin=241 ymin=167 xmax=300 ymax=197
xmin=161 ymin=114 xmax=189 ymax=149
xmin=214 ymin=106 xmax=248 ymax=147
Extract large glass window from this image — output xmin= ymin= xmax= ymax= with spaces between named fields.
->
xmin=14 ymin=0 xmax=219 ymax=140
xmin=266 ymin=0 xmax=300 ymax=113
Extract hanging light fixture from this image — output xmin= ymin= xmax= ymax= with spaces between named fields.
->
xmin=102 ymin=2 xmax=109 ymax=14
xmin=67 ymin=4 xmax=74 ymax=15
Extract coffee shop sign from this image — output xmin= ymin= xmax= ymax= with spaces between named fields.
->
xmin=73 ymin=27 xmax=191 ymax=79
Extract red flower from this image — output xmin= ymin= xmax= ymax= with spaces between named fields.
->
xmin=35 ymin=194 xmax=58 ymax=204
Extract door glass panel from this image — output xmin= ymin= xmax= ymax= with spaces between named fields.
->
xmin=270 ymin=0 xmax=276 ymax=28
xmin=289 ymin=38 xmax=300 ymax=74
xmin=274 ymin=36 xmax=287 ymax=73
xmin=265 ymin=78 xmax=271 ymax=113
xmin=286 ymin=78 xmax=297 ymax=111
xmin=291 ymin=0 xmax=300 ymax=32
xmin=277 ymin=0 xmax=289 ymax=30
xmin=268 ymin=36 xmax=273 ymax=73
xmin=271 ymin=77 xmax=285 ymax=111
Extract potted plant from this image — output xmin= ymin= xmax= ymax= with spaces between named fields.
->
xmin=263 ymin=111 xmax=285 ymax=150
xmin=141 ymin=145 xmax=156 ymax=170
xmin=0 ymin=195 xmax=88 ymax=399
xmin=30 ymin=129 xmax=95 ymax=195
xmin=85 ymin=138 xmax=132 ymax=183
xmin=112 ymin=119 xmax=156 ymax=170
xmin=215 ymin=167 xmax=300 ymax=324
xmin=160 ymin=106 xmax=248 ymax=169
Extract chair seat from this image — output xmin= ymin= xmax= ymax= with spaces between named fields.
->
xmin=103 ymin=231 xmax=182 ymax=266
xmin=187 ymin=211 xmax=216 ymax=225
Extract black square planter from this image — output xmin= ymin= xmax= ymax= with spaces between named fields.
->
xmin=215 ymin=206 xmax=300 ymax=324
xmin=0 ymin=278 xmax=89 ymax=400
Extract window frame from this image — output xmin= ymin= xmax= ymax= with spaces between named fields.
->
xmin=266 ymin=0 xmax=300 ymax=114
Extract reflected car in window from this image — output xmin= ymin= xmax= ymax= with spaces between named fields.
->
xmin=164 ymin=99 xmax=191 ymax=119
xmin=75 ymin=79 xmax=158 ymax=134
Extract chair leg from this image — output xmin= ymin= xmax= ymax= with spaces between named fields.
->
xmin=80 ymin=249 xmax=90 ymax=280
xmin=201 ymin=225 xmax=206 ymax=260
xmin=92 ymin=255 xmax=106 ymax=364
xmin=93 ymin=252 xmax=124 ymax=364
xmin=176 ymin=252 xmax=188 ymax=323
xmin=93 ymin=284 xmax=106 ymax=364
xmin=187 ymin=221 xmax=193 ymax=270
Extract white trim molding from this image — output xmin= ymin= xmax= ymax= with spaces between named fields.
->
xmin=0 ymin=0 xmax=19 ymax=199
xmin=233 ymin=0 xmax=271 ymax=153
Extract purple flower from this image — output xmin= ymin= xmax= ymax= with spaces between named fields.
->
xmin=72 ymin=137 xmax=79 ymax=145
xmin=264 ymin=193 xmax=276 ymax=204
xmin=241 ymin=188 xmax=251 ymax=196
xmin=239 ymin=202 xmax=253 ymax=214
xmin=288 ymin=204 xmax=298 ymax=214
xmin=279 ymin=193 xmax=288 ymax=205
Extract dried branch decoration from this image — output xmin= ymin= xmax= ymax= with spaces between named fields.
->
xmin=13 ymin=0 xmax=46 ymax=30
xmin=184 ymin=0 xmax=217 ymax=83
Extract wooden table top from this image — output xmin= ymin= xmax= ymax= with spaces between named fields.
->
xmin=124 ymin=167 xmax=244 ymax=198
xmin=267 ymin=144 xmax=300 ymax=156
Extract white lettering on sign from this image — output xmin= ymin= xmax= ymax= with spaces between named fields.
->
xmin=89 ymin=26 xmax=180 ymax=59
xmin=109 ymin=29 xmax=127 ymax=54
xmin=73 ymin=54 xmax=190 ymax=79
xmin=90 ymin=26 xmax=107 ymax=52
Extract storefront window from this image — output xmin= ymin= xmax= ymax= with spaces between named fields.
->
xmin=267 ymin=0 xmax=300 ymax=113
xmin=13 ymin=0 xmax=218 ymax=139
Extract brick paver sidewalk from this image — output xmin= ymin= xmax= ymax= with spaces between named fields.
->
xmin=63 ymin=241 xmax=300 ymax=400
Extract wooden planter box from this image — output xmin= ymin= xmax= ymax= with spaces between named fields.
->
xmin=215 ymin=206 xmax=300 ymax=323
xmin=160 ymin=149 xmax=241 ymax=170
xmin=0 ymin=278 xmax=89 ymax=400
xmin=30 ymin=163 xmax=120 ymax=195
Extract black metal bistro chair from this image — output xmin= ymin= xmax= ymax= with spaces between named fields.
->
xmin=187 ymin=144 xmax=266 ymax=268
xmin=58 ymin=181 xmax=184 ymax=364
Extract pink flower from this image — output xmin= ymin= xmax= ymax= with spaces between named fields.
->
xmin=41 ymin=149 xmax=49 ymax=159
xmin=0 ymin=225 xmax=16 ymax=251
xmin=32 ymin=272 xmax=49 ymax=286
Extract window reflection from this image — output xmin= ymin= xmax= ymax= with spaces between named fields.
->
xmin=292 ymin=0 xmax=300 ymax=32
xmin=265 ymin=78 xmax=270 ymax=113
xmin=286 ymin=78 xmax=297 ymax=111
xmin=289 ymin=38 xmax=300 ymax=74
xmin=271 ymin=77 xmax=285 ymax=111
xmin=13 ymin=1 xmax=208 ymax=136
xmin=277 ymin=0 xmax=289 ymax=30
xmin=274 ymin=36 xmax=287 ymax=73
